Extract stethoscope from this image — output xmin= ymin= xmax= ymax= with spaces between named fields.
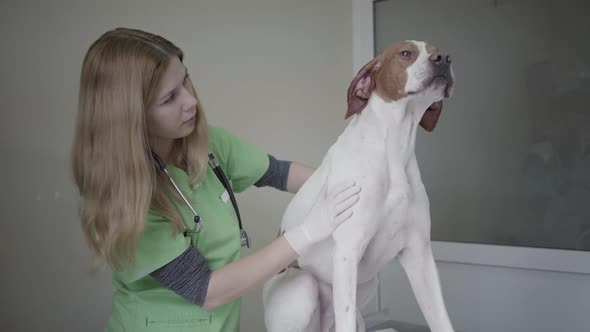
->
xmin=151 ymin=151 xmax=251 ymax=248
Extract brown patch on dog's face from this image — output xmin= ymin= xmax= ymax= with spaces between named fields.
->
xmin=373 ymin=41 xmax=420 ymax=102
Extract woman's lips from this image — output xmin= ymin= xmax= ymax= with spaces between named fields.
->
xmin=183 ymin=114 xmax=196 ymax=124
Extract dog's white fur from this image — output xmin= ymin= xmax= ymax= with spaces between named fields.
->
xmin=263 ymin=40 xmax=455 ymax=332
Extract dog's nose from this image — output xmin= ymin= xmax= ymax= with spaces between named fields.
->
xmin=430 ymin=52 xmax=451 ymax=66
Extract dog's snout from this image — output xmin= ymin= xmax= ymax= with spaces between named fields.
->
xmin=430 ymin=52 xmax=451 ymax=67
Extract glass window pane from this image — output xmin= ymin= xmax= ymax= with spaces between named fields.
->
xmin=374 ymin=0 xmax=590 ymax=251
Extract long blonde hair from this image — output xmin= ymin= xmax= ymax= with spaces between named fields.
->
xmin=72 ymin=28 xmax=209 ymax=269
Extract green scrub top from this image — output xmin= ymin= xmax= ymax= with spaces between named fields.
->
xmin=105 ymin=126 xmax=270 ymax=332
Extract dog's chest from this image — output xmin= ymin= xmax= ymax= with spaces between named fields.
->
xmin=286 ymin=117 xmax=431 ymax=283
xmin=301 ymin=153 xmax=428 ymax=283
xmin=356 ymin=174 xmax=428 ymax=279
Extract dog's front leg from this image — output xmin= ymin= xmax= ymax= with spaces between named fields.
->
xmin=332 ymin=242 xmax=361 ymax=332
xmin=398 ymin=234 xmax=455 ymax=332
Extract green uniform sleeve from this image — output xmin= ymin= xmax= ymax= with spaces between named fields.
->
xmin=114 ymin=212 xmax=191 ymax=284
xmin=208 ymin=125 xmax=270 ymax=193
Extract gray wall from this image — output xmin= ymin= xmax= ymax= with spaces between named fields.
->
xmin=0 ymin=1 xmax=352 ymax=331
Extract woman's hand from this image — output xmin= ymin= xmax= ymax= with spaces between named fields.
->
xmin=284 ymin=181 xmax=361 ymax=254
xmin=204 ymin=181 xmax=361 ymax=310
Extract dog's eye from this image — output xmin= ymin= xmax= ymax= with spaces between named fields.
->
xmin=400 ymin=50 xmax=412 ymax=58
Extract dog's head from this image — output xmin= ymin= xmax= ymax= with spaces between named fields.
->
xmin=348 ymin=40 xmax=455 ymax=131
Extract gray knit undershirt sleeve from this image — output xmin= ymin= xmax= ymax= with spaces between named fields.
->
xmin=254 ymin=154 xmax=292 ymax=191
xmin=150 ymin=246 xmax=212 ymax=306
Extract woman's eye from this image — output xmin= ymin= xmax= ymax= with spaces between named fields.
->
xmin=400 ymin=50 xmax=412 ymax=58
xmin=164 ymin=93 xmax=175 ymax=104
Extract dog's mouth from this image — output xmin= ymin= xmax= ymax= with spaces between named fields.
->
xmin=416 ymin=73 xmax=453 ymax=132
xmin=430 ymin=75 xmax=454 ymax=97
xmin=407 ymin=74 xmax=454 ymax=98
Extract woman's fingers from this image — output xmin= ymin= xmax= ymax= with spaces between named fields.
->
xmin=328 ymin=180 xmax=356 ymax=199
xmin=333 ymin=182 xmax=361 ymax=204
xmin=334 ymin=210 xmax=354 ymax=225
xmin=334 ymin=193 xmax=360 ymax=217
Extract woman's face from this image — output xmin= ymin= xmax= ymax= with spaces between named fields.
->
xmin=147 ymin=57 xmax=198 ymax=144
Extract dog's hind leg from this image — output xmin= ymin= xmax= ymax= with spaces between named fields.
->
xmin=398 ymin=233 xmax=455 ymax=332
xmin=263 ymin=268 xmax=320 ymax=332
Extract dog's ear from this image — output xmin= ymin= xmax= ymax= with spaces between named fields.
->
xmin=419 ymin=100 xmax=444 ymax=132
xmin=345 ymin=58 xmax=381 ymax=119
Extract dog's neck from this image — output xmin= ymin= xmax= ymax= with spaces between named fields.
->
xmin=342 ymin=93 xmax=435 ymax=166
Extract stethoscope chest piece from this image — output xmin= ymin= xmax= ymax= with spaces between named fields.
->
xmin=240 ymin=228 xmax=251 ymax=248
xmin=183 ymin=215 xmax=203 ymax=237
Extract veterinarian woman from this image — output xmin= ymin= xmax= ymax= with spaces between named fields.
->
xmin=71 ymin=28 xmax=379 ymax=332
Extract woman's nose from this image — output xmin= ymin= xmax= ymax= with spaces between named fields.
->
xmin=181 ymin=87 xmax=198 ymax=111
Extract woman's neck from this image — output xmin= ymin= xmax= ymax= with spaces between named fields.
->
xmin=151 ymin=137 xmax=175 ymax=164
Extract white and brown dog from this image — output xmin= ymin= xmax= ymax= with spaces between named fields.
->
xmin=263 ymin=40 xmax=456 ymax=332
